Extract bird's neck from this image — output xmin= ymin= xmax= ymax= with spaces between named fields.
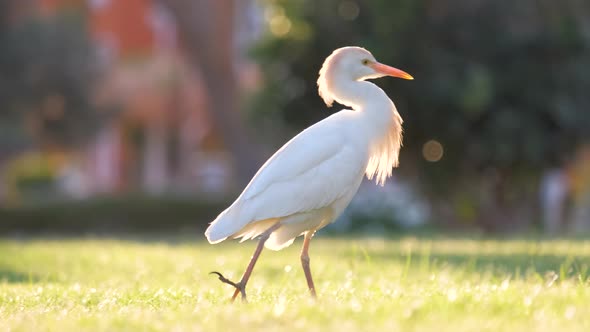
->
xmin=330 ymin=79 xmax=404 ymax=185
xmin=330 ymin=79 xmax=391 ymax=114
xmin=330 ymin=80 xmax=400 ymax=139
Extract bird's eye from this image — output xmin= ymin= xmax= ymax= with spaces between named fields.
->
xmin=362 ymin=59 xmax=370 ymax=65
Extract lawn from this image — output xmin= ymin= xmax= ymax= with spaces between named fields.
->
xmin=1 ymin=233 xmax=589 ymax=331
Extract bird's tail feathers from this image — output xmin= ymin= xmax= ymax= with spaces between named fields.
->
xmin=204 ymin=224 xmax=228 ymax=244
xmin=205 ymin=205 xmax=279 ymax=244
xmin=204 ymin=207 xmax=241 ymax=244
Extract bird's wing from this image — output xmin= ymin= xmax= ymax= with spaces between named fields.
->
xmin=241 ymin=125 xmax=361 ymax=216
xmin=205 ymin=113 xmax=366 ymax=242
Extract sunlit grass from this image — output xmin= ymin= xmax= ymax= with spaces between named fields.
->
xmin=1 ymin=234 xmax=589 ymax=331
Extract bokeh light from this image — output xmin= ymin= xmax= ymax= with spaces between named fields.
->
xmin=422 ymin=140 xmax=444 ymax=162
xmin=266 ymin=6 xmax=292 ymax=37
xmin=338 ymin=1 xmax=360 ymax=21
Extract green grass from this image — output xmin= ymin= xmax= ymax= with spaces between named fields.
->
xmin=1 ymin=234 xmax=589 ymax=331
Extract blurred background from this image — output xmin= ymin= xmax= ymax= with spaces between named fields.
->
xmin=1 ymin=0 xmax=590 ymax=235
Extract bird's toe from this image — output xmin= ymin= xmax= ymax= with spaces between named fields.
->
xmin=210 ymin=271 xmax=248 ymax=303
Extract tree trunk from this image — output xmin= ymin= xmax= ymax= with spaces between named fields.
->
xmin=160 ymin=0 xmax=261 ymax=187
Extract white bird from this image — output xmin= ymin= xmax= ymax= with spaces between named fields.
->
xmin=206 ymin=46 xmax=413 ymax=302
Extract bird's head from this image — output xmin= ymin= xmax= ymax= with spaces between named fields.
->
xmin=317 ymin=46 xmax=413 ymax=107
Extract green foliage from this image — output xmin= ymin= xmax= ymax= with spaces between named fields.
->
xmin=0 ymin=11 xmax=101 ymax=146
xmin=1 ymin=235 xmax=590 ymax=331
xmin=249 ymin=0 xmax=590 ymax=189
xmin=0 ymin=195 xmax=230 ymax=233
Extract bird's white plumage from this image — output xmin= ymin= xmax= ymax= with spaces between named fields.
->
xmin=205 ymin=46 xmax=406 ymax=250
xmin=205 ymin=110 xmax=368 ymax=248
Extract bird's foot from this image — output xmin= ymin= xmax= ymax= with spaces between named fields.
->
xmin=210 ymin=271 xmax=247 ymax=302
xmin=309 ymin=288 xmax=317 ymax=299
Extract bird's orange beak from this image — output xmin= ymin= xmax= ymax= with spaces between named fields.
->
xmin=370 ymin=62 xmax=414 ymax=80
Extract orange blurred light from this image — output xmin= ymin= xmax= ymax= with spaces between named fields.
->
xmin=422 ymin=140 xmax=444 ymax=162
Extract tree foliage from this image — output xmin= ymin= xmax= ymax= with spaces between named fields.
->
xmin=249 ymin=0 xmax=590 ymax=194
xmin=0 ymin=11 xmax=100 ymax=148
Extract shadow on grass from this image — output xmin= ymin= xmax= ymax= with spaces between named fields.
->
xmin=0 ymin=267 xmax=40 ymax=283
xmin=366 ymin=251 xmax=588 ymax=279
xmin=331 ymin=233 xmax=590 ymax=279
xmin=1 ymin=231 xmax=589 ymax=280
xmin=0 ymin=227 xmax=204 ymax=245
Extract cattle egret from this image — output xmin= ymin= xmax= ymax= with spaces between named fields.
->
xmin=206 ymin=46 xmax=413 ymax=302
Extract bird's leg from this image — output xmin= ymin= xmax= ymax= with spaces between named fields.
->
xmin=210 ymin=223 xmax=281 ymax=303
xmin=300 ymin=231 xmax=317 ymax=298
